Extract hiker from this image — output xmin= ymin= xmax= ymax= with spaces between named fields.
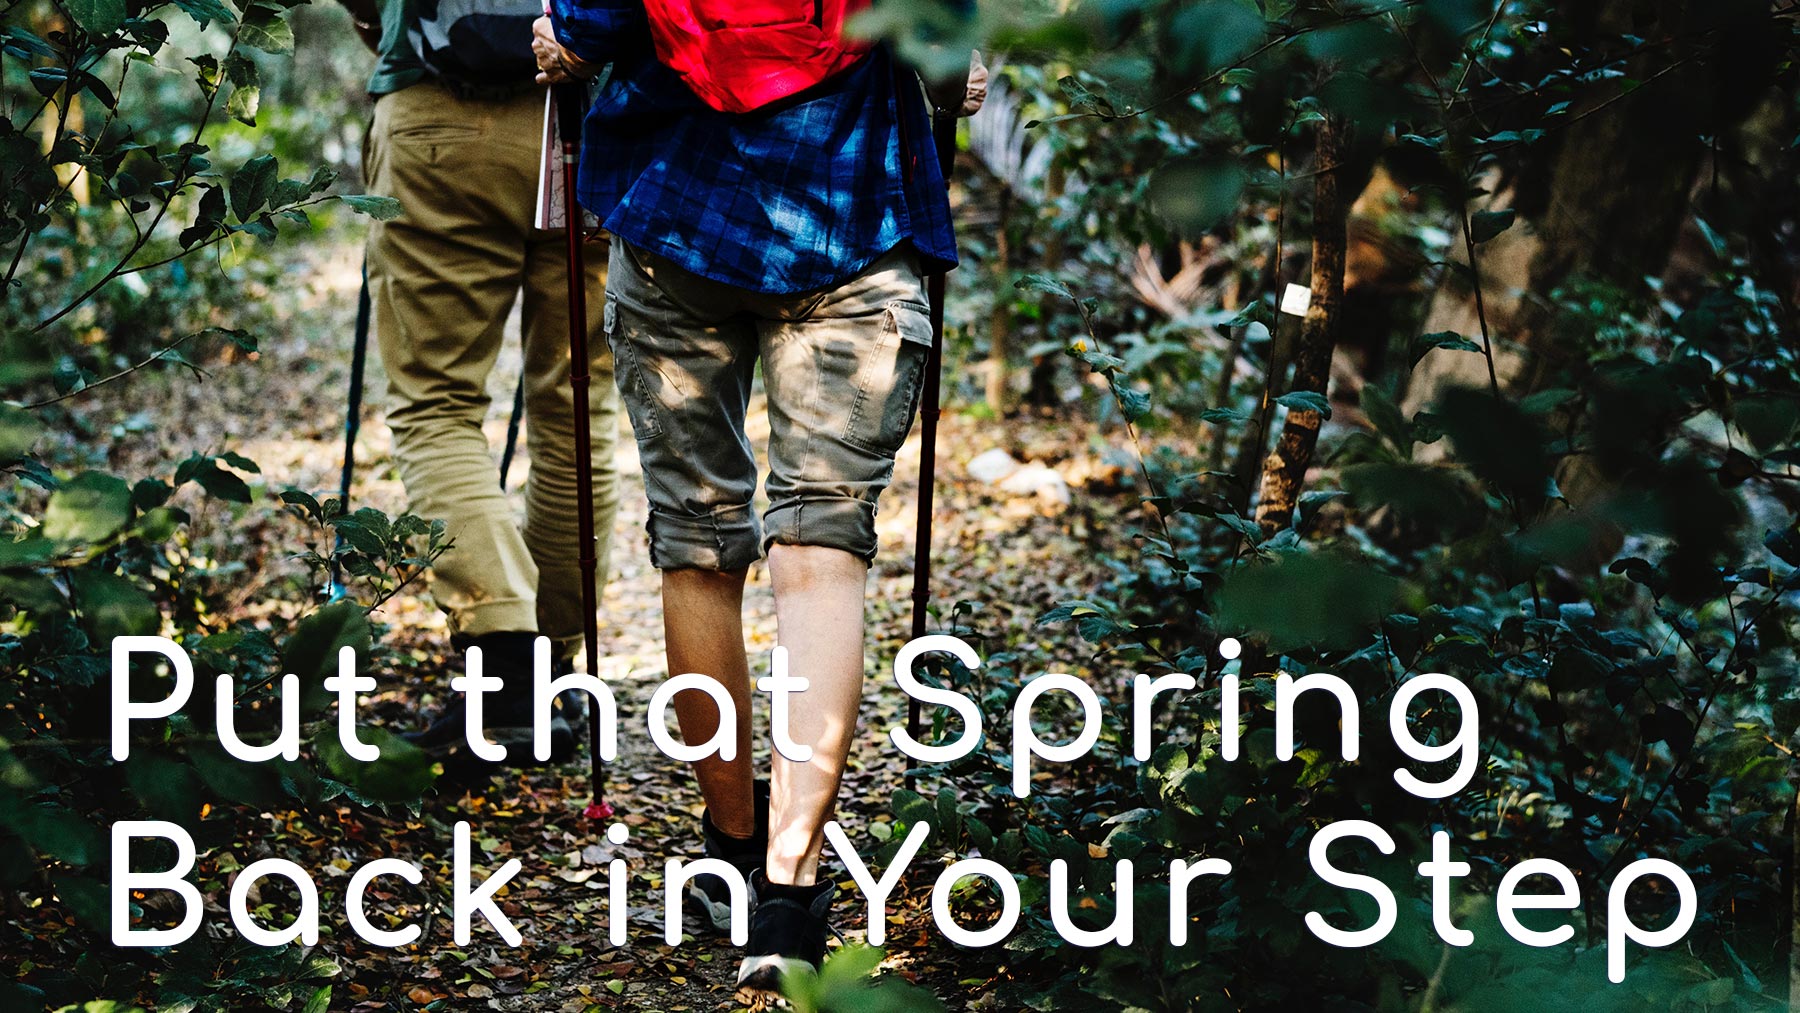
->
xmin=336 ymin=0 xmax=621 ymax=766
xmin=534 ymin=1 xmax=986 ymax=989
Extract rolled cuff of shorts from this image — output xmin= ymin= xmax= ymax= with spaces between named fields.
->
xmin=763 ymin=497 xmax=879 ymax=563
xmin=648 ymin=503 xmax=762 ymax=572
xmin=448 ymin=597 xmax=542 ymax=641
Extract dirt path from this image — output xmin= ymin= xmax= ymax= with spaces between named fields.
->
xmin=59 ymin=241 xmax=1126 ymax=1011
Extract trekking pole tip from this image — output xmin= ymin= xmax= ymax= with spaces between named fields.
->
xmin=583 ymin=800 xmax=615 ymax=821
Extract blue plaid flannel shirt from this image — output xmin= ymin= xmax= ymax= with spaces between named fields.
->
xmin=548 ymin=0 xmax=958 ymax=295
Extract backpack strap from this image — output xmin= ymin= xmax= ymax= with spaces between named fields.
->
xmin=890 ymin=52 xmax=917 ymax=187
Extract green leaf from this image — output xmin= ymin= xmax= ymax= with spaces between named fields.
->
xmin=189 ymin=741 xmax=285 ymax=806
xmin=332 ymin=508 xmax=392 ymax=558
xmin=171 ymin=0 xmax=233 ymax=26
xmin=279 ymin=488 xmax=323 ymax=520
xmin=42 ymin=471 xmax=132 ymax=542
xmin=175 ymin=454 xmax=255 ymax=503
xmin=126 ymin=753 xmax=205 ymax=826
xmin=306 ymin=165 xmax=339 ymax=194
xmin=72 ymin=569 xmax=160 ymax=640
xmin=1469 ymin=208 xmax=1516 ymax=243
xmin=227 ymin=84 xmax=260 ymax=126
xmin=229 ymin=154 xmax=277 ymax=223
xmin=238 ymin=5 xmax=294 ymax=53
xmin=1014 ymin=274 xmax=1074 ymax=300
xmin=223 ymin=50 xmax=257 ymax=87
xmin=1518 ymin=386 xmax=1577 ymax=415
xmin=0 ymin=405 xmax=45 ymax=462
xmin=284 ymin=601 xmax=372 ymax=717
xmin=0 ymin=329 xmax=54 ymax=393
xmin=1116 ymin=385 xmax=1151 ymax=423
xmin=0 ymin=572 xmax=62 ymax=614
xmin=1359 ymin=384 xmax=1410 ymax=451
xmin=1169 ymin=1 xmax=1266 ymax=75
xmin=1037 ymin=599 xmax=1109 ymax=626
xmin=1056 ymin=75 xmax=1117 ymax=119
xmin=179 ymin=184 xmax=227 ymax=248
xmin=817 ymin=945 xmax=884 ymax=991
xmin=223 ymin=53 xmax=259 ymax=125
xmin=64 ymin=0 xmax=127 ymax=35
xmin=0 ymin=535 xmax=58 ymax=569
xmin=53 ymin=873 xmax=112 ymax=935
xmin=16 ymin=803 xmax=105 ymax=866
xmin=1410 ymin=331 xmax=1481 ymax=366
xmin=0 ymin=983 xmax=46 ymax=1010
xmin=270 ymin=177 xmax=310 ymax=209
xmin=1721 ymin=941 xmax=1764 ymax=995
xmin=341 ymin=194 xmax=403 ymax=220
xmin=190 ymin=53 xmax=221 ymax=97
xmin=302 ymin=985 xmax=333 ymax=1013
xmin=3 ymin=27 xmax=56 ymax=58
xmin=1275 ymin=390 xmax=1331 ymax=419
xmin=1433 ymin=386 xmax=1551 ymax=510
xmin=1733 ymin=396 xmax=1800 ymax=454
xmin=1343 ymin=462 xmax=1479 ymax=530
xmin=1216 ymin=552 xmax=1400 ymax=651
xmin=1148 ymin=157 xmax=1246 ymax=235
xmin=783 ymin=944 xmax=945 ymax=1013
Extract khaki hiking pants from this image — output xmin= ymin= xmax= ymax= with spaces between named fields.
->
xmin=364 ymin=81 xmax=619 ymax=658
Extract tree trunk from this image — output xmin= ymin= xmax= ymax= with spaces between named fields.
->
xmin=1790 ymin=787 xmax=1799 ymax=1006
xmin=1404 ymin=0 xmax=1766 ymax=412
xmin=1256 ymin=117 xmax=1349 ymax=532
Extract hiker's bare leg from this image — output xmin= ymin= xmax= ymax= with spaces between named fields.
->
xmin=661 ymin=566 xmax=757 ymax=838
xmin=764 ymin=543 xmax=867 ymax=886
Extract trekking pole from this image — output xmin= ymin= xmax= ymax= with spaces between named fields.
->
xmin=337 ymin=263 xmax=527 ymax=576
xmin=553 ymin=80 xmax=612 ymax=820
xmin=329 ymin=261 xmax=374 ymax=602
xmin=907 ymin=111 xmax=959 ymax=767
xmin=497 ymin=375 xmax=527 ymax=489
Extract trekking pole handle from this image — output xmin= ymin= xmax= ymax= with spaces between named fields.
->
xmin=554 ymin=82 xmax=586 ymax=155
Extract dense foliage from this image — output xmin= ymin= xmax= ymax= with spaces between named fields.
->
xmin=4 ymin=0 xmax=1799 ymax=1009
xmin=4 ymin=1 xmax=443 ymax=1008
xmin=872 ymin=0 xmax=1800 ymax=1009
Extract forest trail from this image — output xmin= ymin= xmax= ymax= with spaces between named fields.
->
xmin=68 ymin=243 xmax=1124 ymax=1011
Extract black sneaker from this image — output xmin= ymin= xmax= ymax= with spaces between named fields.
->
xmin=547 ymin=654 xmax=588 ymax=764
xmin=404 ymin=632 xmax=575 ymax=771
xmin=736 ymin=870 xmax=838 ymax=992
xmin=687 ymin=780 xmax=770 ymax=934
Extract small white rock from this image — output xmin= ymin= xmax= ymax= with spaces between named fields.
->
xmin=967 ymin=448 xmax=1023 ymax=484
xmin=999 ymin=463 xmax=1072 ymax=506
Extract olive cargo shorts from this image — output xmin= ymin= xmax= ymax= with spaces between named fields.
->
xmin=605 ymin=240 xmax=932 ymax=571
xmin=364 ymin=82 xmax=621 ymax=654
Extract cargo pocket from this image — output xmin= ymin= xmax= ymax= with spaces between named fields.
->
xmin=843 ymin=301 xmax=933 ymax=455
xmin=605 ymin=296 xmax=665 ymax=441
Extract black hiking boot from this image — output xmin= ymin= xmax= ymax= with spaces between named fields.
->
xmin=736 ymin=870 xmax=838 ymax=992
xmin=404 ymin=632 xmax=577 ymax=774
xmin=547 ymin=654 xmax=588 ymax=764
xmin=687 ymin=780 xmax=770 ymax=934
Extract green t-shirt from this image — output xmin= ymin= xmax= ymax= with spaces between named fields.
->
xmin=367 ymin=0 xmax=426 ymax=97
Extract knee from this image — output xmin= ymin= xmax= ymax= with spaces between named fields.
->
xmin=766 ymin=544 xmax=866 ymax=594
xmin=663 ymin=565 xmax=750 ymax=595
xmin=386 ymin=393 xmax=489 ymax=437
